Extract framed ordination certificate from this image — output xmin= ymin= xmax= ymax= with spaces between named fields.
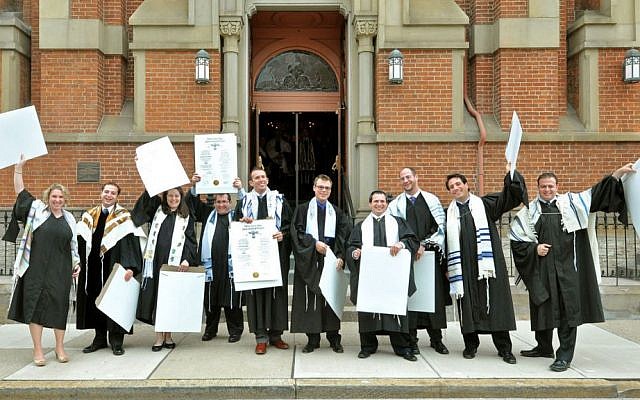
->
xmin=230 ymin=219 xmax=283 ymax=291
xmin=194 ymin=133 xmax=237 ymax=194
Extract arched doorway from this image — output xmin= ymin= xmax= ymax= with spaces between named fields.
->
xmin=249 ymin=11 xmax=349 ymax=211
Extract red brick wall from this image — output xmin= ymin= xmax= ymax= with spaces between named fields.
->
xmin=567 ymin=54 xmax=579 ymax=113
xmin=599 ymin=48 xmax=640 ymax=132
xmin=376 ymin=49 xmax=452 ymax=133
xmin=558 ymin=0 xmax=567 ymax=114
xmin=39 ymin=50 xmax=104 ymax=133
xmin=28 ymin=0 xmax=40 ymax=110
xmin=576 ymin=0 xmax=600 ymax=10
xmin=0 ymin=143 xmax=196 ymax=207
xmin=493 ymin=0 xmax=528 ymax=19
xmin=126 ymin=0 xmax=144 ymax=100
xmin=494 ymin=49 xmax=559 ymax=132
xmin=469 ymin=54 xmax=493 ymax=114
xmin=104 ymin=55 xmax=125 ymax=115
xmin=471 ymin=0 xmax=493 ymax=24
xmin=71 ymin=0 xmax=103 ymax=20
xmin=376 ymin=142 xmax=640 ymax=200
xmin=145 ymin=50 xmax=221 ymax=133
xmin=104 ymin=0 xmax=125 ymax=25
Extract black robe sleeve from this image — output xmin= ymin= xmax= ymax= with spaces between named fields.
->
xmin=185 ymin=189 xmax=213 ymax=223
xmin=345 ymin=222 xmax=363 ymax=305
xmin=590 ymin=175 xmax=627 ymax=223
xmin=482 ymin=170 xmax=527 ymax=222
xmin=181 ymin=216 xmax=198 ymax=266
xmin=114 ymin=232 xmax=144 ymax=276
xmin=233 ymin=197 xmax=244 ymax=221
xmin=131 ymin=190 xmax=161 ymax=227
xmin=290 ymin=203 xmax=322 ymax=294
xmin=510 ymin=239 xmax=550 ymax=306
xmin=395 ymin=216 xmax=420 ymax=297
xmin=2 ymin=190 xmax=36 ymax=242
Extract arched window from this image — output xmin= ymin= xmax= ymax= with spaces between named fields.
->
xmin=255 ymin=50 xmax=338 ymax=92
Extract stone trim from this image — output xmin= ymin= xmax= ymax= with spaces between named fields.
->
xmin=39 ymin=19 xmax=126 ymax=56
xmin=471 ymin=18 xmax=559 ymax=56
xmin=0 ymin=14 xmax=31 ymax=57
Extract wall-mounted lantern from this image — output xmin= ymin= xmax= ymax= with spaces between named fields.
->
xmin=388 ymin=49 xmax=404 ymax=84
xmin=195 ymin=49 xmax=210 ymax=84
xmin=623 ymin=48 xmax=640 ymax=83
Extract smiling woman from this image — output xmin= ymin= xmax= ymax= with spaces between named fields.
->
xmin=4 ymin=155 xmax=81 ymax=367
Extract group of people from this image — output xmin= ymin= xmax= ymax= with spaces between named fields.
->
xmin=4 ymin=153 xmax=636 ymax=373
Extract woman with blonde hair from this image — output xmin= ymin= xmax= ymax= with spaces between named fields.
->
xmin=3 ymin=155 xmax=81 ymax=366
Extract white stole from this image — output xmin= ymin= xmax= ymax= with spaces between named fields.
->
xmin=305 ymin=198 xmax=336 ymax=240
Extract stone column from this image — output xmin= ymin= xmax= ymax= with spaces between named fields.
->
xmin=354 ymin=17 xmax=377 ymax=136
xmin=220 ymin=17 xmax=243 ymax=134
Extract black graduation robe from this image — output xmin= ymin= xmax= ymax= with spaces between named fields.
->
xmin=233 ymin=193 xmax=293 ymax=333
xmin=511 ymin=175 xmax=626 ymax=331
xmin=6 ymin=190 xmax=74 ymax=330
xmin=132 ymin=191 xmax=198 ymax=325
xmin=76 ymin=208 xmax=142 ymax=333
xmin=403 ymin=194 xmax=450 ymax=330
xmin=455 ymin=171 xmax=526 ymax=334
xmin=186 ymin=190 xmax=242 ymax=309
xmin=290 ymin=200 xmax=352 ymax=333
xmin=346 ymin=214 xmax=419 ymax=333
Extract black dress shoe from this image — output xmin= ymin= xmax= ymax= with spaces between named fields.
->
xmin=151 ymin=344 xmax=164 ymax=352
xmin=163 ymin=341 xmax=176 ymax=349
xmin=331 ymin=343 xmax=344 ymax=353
xmin=410 ymin=345 xmax=421 ymax=355
xmin=550 ymin=359 xmax=570 ymax=372
xmin=520 ymin=348 xmax=554 ymax=358
xmin=499 ymin=351 xmax=517 ymax=364
xmin=402 ymin=352 xmax=418 ymax=362
xmin=358 ymin=350 xmax=372 ymax=359
xmin=82 ymin=343 xmax=108 ymax=354
xmin=462 ymin=347 xmax=477 ymax=359
xmin=302 ymin=343 xmax=320 ymax=353
xmin=202 ymin=332 xmax=216 ymax=341
xmin=228 ymin=334 xmax=241 ymax=343
xmin=431 ymin=341 xmax=449 ymax=355
xmin=112 ymin=345 xmax=125 ymax=356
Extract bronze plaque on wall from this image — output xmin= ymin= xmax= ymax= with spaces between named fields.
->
xmin=77 ymin=162 xmax=100 ymax=182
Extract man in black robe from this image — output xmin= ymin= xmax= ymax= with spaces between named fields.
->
xmin=290 ymin=174 xmax=352 ymax=353
xmin=346 ymin=190 xmax=420 ymax=361
xmin=187 ymin=178 xmax=244 ymax=343
xmin=510 ymin=163 xmax=635 ymax=372
xmin=445 ymin=169 xmax=526 ymax=364
xmin=76 ymin=183 xmax=144 ymax=356
xmin=389 ymin=167 xmax=450 ymax=355
xmin=234 ymin=167 xmax=293 ymax=354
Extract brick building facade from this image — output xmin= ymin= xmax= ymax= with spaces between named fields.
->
xmin=0 ymin=0 xmax=638 ymax=214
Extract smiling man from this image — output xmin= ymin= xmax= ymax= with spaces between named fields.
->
xmin=510 ymin=163 xmax=635 ymax=372
xmin=76 ymin=183 xmax=145 ymax=356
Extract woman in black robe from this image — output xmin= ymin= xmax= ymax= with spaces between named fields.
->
xmin=4 ymin=155 xmax=81 ymax=366
xmin=132 ymin=187 xmax=197 ymax=351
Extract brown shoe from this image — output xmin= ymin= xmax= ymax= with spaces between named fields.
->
xmin=270 ymin=340 xmax=289 ymax=350
xmin=255 ymin=343 xmax=267 ymax=355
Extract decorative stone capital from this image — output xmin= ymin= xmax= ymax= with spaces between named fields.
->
xmin=220 ymin=17 xmax=243 ymax=37
xmin=354 ymin=17 xmax=377 ymax=38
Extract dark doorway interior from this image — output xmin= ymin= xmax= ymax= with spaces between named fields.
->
xmin=253 ymin=112 xmax=339 ymax=208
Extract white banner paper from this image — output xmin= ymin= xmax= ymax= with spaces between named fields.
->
xmin=356 ymin=246 xmax=411 ymax=316
xmin=622 ymin=159 xmax=640 ymax=241
xmin=407 ymin=251 xmax=435 ymax=312
xmin=194 ymin=133 xmax=237 ymax=194
xmin=505 ymin=111 xmax=523 ymax=180
xmin=0 ymin=106 xmax=48 ymax=170
xmin=135 ymin=137 xmax=189 ymax=197
xmin=319 ymin=247 xmax=349 ymax=319
xmin=95 ymin=264 xmax=140 ymax=332
xmin=155 ymin=266 xmax=205 ymax=333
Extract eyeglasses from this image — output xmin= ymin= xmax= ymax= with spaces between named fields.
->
xmin=315 ymin=185 xmax=332 ymax=191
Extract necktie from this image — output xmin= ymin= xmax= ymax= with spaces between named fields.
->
xmin=257 ymin=195 xmax=268 ymax=219
xmin=102 ymin=208 xmax=109 ymax=216
xmin=409 ymin=196 xmax=416 ymax=204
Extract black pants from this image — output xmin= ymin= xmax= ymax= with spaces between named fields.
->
xmin=409 ymin=327 xmax=443 ymax=348
xmin=463 ymin=330 xmax=512 ymax=354
xmin=93 ymin=329 xmax=124 ymax=348
xmin=535 ymin=326 xmax=577 ymax=362
xmin=360 ymin=331 xmax=412 ymax=355
xmin=204 ymin=306 xmax=244 ymax=337
xmin=306 ymin=331 xmax=341 ymax=347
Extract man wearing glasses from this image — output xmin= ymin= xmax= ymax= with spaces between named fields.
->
xmin=290 ymin=174 xmax=352 ymax=353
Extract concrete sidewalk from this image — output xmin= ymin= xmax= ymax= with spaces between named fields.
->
xmin=1 ymin=320 xmax=640 ymax=398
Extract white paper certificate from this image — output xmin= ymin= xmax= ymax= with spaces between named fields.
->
xmin=0 ymin=105 xmax=48 ymax=170
xmin=135 ymin=136 xmax=189 ymax=197
xmin=319 ymin=247 xmax=349 ymax=319
xmin=194 ymin=133 xmax=237 ymax=194
xmin=155 ymin=266 xmax=206 ymax=333
xmin=622 ymin=158 xmax=640 ymax=241
xmin=95 ymin=264 xmax=140 ymax=332
xmin=230 ymin=220 xmax=283 ymax=291
xmin=356 ymin=246 xmax=411 ymax=316
xmin=407 ymin=251 xmax=435 ymax=312
xmin=505 ymin=111 xmax=523 ymax=180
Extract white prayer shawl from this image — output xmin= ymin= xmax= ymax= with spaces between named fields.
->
xmin=509 ymin=189 xmax=601 ymax=284
xmin=305 ymin=198 xmax=336 ymax=241
xmin=388 ymin=191 xmax=446 ymax=251
xmin=241 ymin=188 xmax=284 ymax=230
xmin=446 ymin=194 xmax=496 ymax=306
xmin=77 ymin=204 xmax=147 ymax=295
xmin=201 ymin=209 xmax=234 ymax=282
xmin=361 ymin=213 xmax=399 ymax=247
xmin=142 ymin=206 xmax=189 ymax=282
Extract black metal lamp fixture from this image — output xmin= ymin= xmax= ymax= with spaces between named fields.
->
xmin=623 ymin=48 xmax=640 ymax=83
xmin=195 ymin=49 xmax=210 ymax=84
xmin=388 ymin=49 xmax=404 ymax=84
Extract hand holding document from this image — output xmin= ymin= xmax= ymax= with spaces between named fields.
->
xmin=230 ymin=220 xmax=283 ymax=290
xmin=194 ymin=133 xmax=238 ymax=194
xmin=135 ymin=137 xmax=189 ymax=197
xmin=95 ymin=264 xmax=140 ymax=331
xmin=356 ymin=245 xmax=411 ymax=316
xmin=0 ymin=105 xmax=48 ymax=170
xmin=505 ymin=111 xmax=523 ymax=179
xmin=319 ymin=248 xmax=349 ymax=319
